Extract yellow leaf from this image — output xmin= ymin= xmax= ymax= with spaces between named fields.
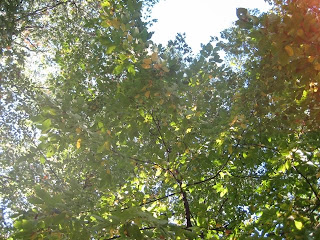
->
xmin=220 ymin=188 xmax=228 ymax=197
xmin=284 ymin=45 xmax=294 ymax=57
xmin=76 ymin=128 xmax=81 ymax=134
xmin=154 ymin=92 xmax=160 ymax=97
xmin=106 ymin=169 xmax=111 ymax=174
xmin=107 ymin=130 xmax=111 ymax=135
xmin=230 ymin=116 xmax=238 ymax=126
xmin=294 ymin=220 xmax=303 ymax=230
xmin=155 ymin=168 xmax=162 ymax=177
xmin=186 ymin=128 xmax=192 ymax=133
xmin=141 ymin=63 xmax=151 ymax=69
xmin=316 ymin=171 xmax=320 ymax=178
xmin=159 ymin=99 xmax=164 ymax=105
xmin=151 ymin=52 xmax=159 ymax=62
xmin=76 ymin=138 xmax=82 ymax=149
xmin=101 ymin=1 xmax=110 ymax=7
xmin=145 ymin=91 xmax=150 ymax=98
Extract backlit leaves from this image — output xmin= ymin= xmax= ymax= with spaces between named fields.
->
xmin=1 ymin=0 xmax=320 ymax=239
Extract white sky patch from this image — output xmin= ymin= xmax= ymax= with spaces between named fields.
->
xmin=150 ymin=0 xmax=271 ymax=52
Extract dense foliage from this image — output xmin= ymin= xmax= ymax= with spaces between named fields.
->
xmin=1 ymin=0 xmax=320 ymax=239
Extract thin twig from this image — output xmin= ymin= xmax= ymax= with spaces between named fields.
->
xmin=150 ymin=111 xmax=171 ymax=161
xmin=16 ymin=1 xmax=70 ymax=22
xmin=292 ymin=165 xmax=320 ymax=202
xmin=111 ymin=149 xmax=168 ymax=172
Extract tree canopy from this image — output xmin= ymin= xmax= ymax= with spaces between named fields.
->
xmin=1 ymin=0 xmax=320 ymax=239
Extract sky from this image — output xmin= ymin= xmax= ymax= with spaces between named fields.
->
xmin=149 ymin=0 xmax=271 ymax=53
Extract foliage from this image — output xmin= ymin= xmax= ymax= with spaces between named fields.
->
xmin=1 ymin=0 xmax=320 ymax=239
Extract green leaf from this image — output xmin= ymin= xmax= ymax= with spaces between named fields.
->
xmin=34 ymin=186 xmax=52 ymax=203
xmin=128 ymin=224 xmax=143 ymax=239
xmin=40 ymin=156 xmax=46 ymax=164
xmin=127 ymin=64 xmax=136 ymax=75
xmin=28 ymin=196 xmax=44 ymax=205
xmin=46 ymin=147 xmax=55 ymax=158
xmin=113 ymin=64 xmax=124 ymax=75
xmin=42 ymin=118 xmax=52 ymax=130
xmin=107 ymin=45 xmax=116 ymax=54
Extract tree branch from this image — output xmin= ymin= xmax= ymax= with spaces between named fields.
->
xmin=16 ymin=1 xmax=71 ymax=22
xmin=150 ymin=111 xmax=171 ymax=161
xmin=292 ymin=165 xmax=320 ymax=202
xmin=181 ymin=189 xmax=192 ymax=227
xmin=187 ymin=132 xmax=244 ymax=187
xmin=111 ymin=149 xmax=168 ymax=172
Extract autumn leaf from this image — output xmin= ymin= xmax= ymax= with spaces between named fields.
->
xmin=143 ymin=58 xmax=152 ymax=65
xmin=308 ymin=56 xmax=315 ymax=63
xmin=151 ymin=52 xmax=159 ymax=62
xmin=141 ymin=63 xmax=151 ymax=69
xmin=4 ymin=1 xmax=320 ymax=238
xmin=296 ymin=29 xmax=304 ymax=37
xmin=76 ymin=138 xmax=82 ymax=149
xmin=284 ymin=45 xmax=294 ymax=56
